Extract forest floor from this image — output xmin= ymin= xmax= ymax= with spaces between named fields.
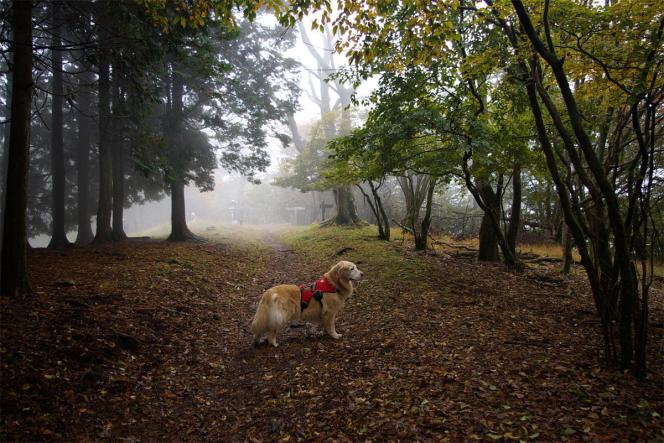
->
xmin=1 ymin=224 xmax=663 ymax=442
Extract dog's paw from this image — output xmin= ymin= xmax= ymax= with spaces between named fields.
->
xmin=330 ymin=333 xmax=342 ymax=339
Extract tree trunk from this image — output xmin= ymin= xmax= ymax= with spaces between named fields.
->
xmin=562 ymin=222 xmax=573 ymax=275
xmin=167 ymin=179 xmax=198 ymax=241
xmin=331 ymin=185 xmax=361 ymax=225
xmin=288 ymin=114 xmax=305 ymax=153
xmin=506 ymin=164 xmax=521 ymax=256
xmin=415 ymin=178 xmax=436 ymax=250
xmin=357 ymin=181 xmax=390 ymax=240
xmin=111 ymin=62 xmax=127 ymax=240
xmin=0 ymin=25 xmax=13 ymax=267
xmin=164 ymin=63 xmax=198 ymax=241
xmin=371 ymin=181 xmax=391 ymax=241
xmin=48 ymin=3 xmax=70 ymax=249
xmin=523 ymin=59 xmax=617 ymax=364
xmin=477 ymin=183 xmax=500 ymax=261
xmin=478 ymin=210 xmax=499 ymax=261
xmin=1 ymin=0 xmax=32 ymax=296
xmin=74 ymin=69 xmax=94 ymax=245
xmin=94 ymin=6 xmax=113 ymax=243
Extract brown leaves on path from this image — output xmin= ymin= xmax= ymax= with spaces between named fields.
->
xmin=1 ymin=226 xmax=663 ymax=441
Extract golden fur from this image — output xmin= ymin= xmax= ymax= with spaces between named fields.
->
xmin=251 ymin=261 xmax=363 ymax=347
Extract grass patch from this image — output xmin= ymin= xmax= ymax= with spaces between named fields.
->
xmin=279 ymin=225 xmax=434 ymax=293
xmin=132 ymin=220 xmax=279 ymax=250
xmin=654 ymin=262 xmax=664 ymax=278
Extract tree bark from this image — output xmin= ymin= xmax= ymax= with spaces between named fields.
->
xmin=477 ymin=183 xmax=500 ymax=261
xmin=357 ymin=181 xmax=390 ymax=240
xmin=371 ymin=181 xmax=391 ymax=241
xmin=111 ymin=62 xmax=127 ymax=240
xmin=1 ymin=0 xmax=32 ymax=296
xmin=165 ymin=63 xmax=198 ymax=241
xmin=562 ymin=222 xmax=573 ymax=275
xmin=74 ymin=69 xmax=94 ymax=245
xmin=506 ymin=164 xmax=521 ymax=255
xmin=415 ymin=178 xmax=436 ymax=250
xmin=167 ymin=179 xmax=198 ymax=241
xmin=0 ymin=24 xmax=13 ymax=266
xmin=398 ymin=175 xmax=430 ymax=228
xmin=94 ymin=4 xmax=113 ymax=243
xmin=48 ymin=3 xmax=70 ymax=249
xmin=331 ymin=185 xmax=361 ymax=225
xmin=478 ymin=211 xmax=499 ymax=261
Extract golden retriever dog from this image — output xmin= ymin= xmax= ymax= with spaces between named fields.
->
xmin=251 ymin=261 xmax=363 ymax=347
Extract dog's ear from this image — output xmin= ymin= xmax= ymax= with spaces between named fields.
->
xmin=328 ymin=262 xmax=341 ymax=281
xmin=330 ymin=262 xmax=339 ymax=276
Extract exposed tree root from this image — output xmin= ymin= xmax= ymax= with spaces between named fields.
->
xmin=167 ymin=230 xmax=207 ymax=243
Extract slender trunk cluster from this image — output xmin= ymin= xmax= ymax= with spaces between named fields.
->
xmin=356 ymin=181 xmax=390 ymax=240
xmin=397 ymin=174 xmax=436 ymax=251
xmin=505 ymin=0 xmax=660 ymax=375
xmin=461 ymin=152 xmax=521 ymax=268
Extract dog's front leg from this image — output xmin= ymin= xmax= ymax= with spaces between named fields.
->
xmin=323 ymin=313 xmax=342 ymax=339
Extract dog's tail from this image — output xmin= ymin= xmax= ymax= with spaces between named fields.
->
xmin=251 ymin=292 xmax=282 ymax=336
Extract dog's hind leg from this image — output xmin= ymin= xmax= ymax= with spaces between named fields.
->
xmin=253 ymin=332 xmax=265 ymax=346
xmin=267 ymin=330 xmax=279 ymax=347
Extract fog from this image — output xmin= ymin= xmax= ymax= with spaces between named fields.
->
xmin=0 ymin=11 xmax=364 ymax=247
xmin=0 ymin=5 xmax=483 ymax=250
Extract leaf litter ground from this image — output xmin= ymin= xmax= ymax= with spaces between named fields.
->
xmin=1 ymin=225 xmax=662 ymax=441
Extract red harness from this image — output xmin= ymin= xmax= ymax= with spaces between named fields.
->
xmin=299 ymin=276 xmax=338 ymax=310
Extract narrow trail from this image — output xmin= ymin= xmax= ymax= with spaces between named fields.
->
xmin=206 ymin=229 xmax=375 ymax=439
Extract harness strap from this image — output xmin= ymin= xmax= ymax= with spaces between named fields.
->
xmin=300 ymin=277 xmax=336 ymax=312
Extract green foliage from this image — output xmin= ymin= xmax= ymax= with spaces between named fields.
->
xmin=132 ymin=15 xmax=300 ymax=189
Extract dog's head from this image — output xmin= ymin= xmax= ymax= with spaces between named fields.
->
xmin=332 ymin=260 xmax=364 ymax=282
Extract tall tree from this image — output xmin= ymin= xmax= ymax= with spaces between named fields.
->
xmin=0 ymin=8 xmax=13 ymax=266
xmin=47 ymin=1 xmax=70 ymax=249
xmin=128 ymin=19 xmax=300 ymax=241
xmin=164 ymin=61 xmax=200 ymax=241
xmin=297 ymin=23 xmax=361 ymax=225
xmin=111 ymin=60 xmax=127 ymax=240
xmin=94 ymin=1 xmax=113 ymax=243
xmin=74 ymin=66 xmax=95 ymax=245
xmin=1 ymin=0 xmax=32 ymax=296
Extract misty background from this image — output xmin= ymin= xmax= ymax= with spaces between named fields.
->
xmin=0 ymin=5 xmax=485 ymax=247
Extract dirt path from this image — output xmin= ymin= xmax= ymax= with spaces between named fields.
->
xmin=2 ymin=227 xmax=662 ymax=441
